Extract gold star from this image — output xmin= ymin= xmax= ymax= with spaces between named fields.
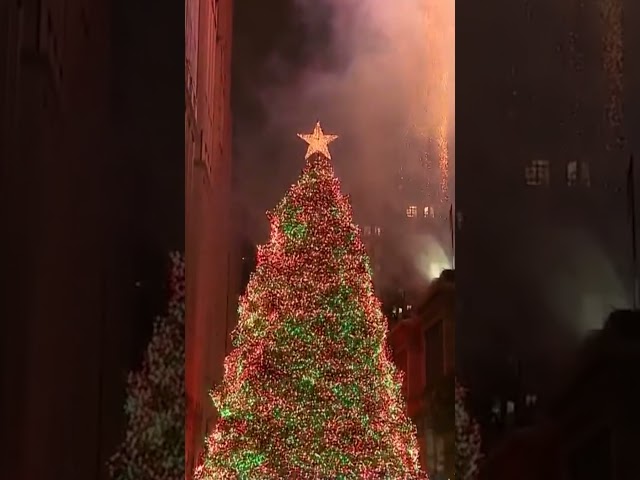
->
xmin=297 ymin=121 xmax=338 ymax=160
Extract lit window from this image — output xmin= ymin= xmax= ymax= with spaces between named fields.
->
xmin=406 ymin=206 xmax=417 ymax=217
xmin=424 ymin=207 xmax=429 ymax=217
xmin=491 ymin=399 xmax=501 ymax=419
xmin=567 ymin=160 xmax=578 ymax=186
xmin=580 ymin=162 xmax=590 ymax=187
xmin=374 ymin=226 xmax=382 ymax=236
xmin=525 ymin=159 xmax=550 ymax=186
xmin=363 ymin=225 xmax=371 ymax=236
xmin=567 ymin=161 xmax=590 ymax=187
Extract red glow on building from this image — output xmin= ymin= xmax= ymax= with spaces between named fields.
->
xmin=185 ymin=0 xmax=236 ymax=476
xmin=388 ymin=270 xmax=455 ymax=476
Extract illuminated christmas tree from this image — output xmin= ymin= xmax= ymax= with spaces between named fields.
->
xmin=455 ymin=379 xmax=482 ymax=480
xmin=108 ymin=252 xmax=185 ymax=480
xmin=195 ymin=123 xmax=425 ymax=479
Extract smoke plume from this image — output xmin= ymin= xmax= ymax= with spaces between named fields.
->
xmin=234 ymin=0 xmax=454 ymax=252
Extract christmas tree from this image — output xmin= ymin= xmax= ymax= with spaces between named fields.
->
xmin=455 ymin=379 xmax=482 ymax=480
xmin=108 ymin=252 xmax=185 ymax=480
xmin=195 ymin=123 xmax=425 ymax=479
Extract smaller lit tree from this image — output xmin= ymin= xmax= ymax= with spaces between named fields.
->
xmin=455 ymin=379 xmax=482 ymax=480
xmin=108 ymin=252 xmax=185 ymax=480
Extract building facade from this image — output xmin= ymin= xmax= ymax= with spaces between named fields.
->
xmin=0 ymin=0 xmax=120 ymax=478
xmin=185 ymin=0 xmax=237 ymax=475
xmin=388 ymin=270 xmax=455 ymax=478
xmin=456 ymin=0 xmax=632 ymax=453
xmin=360 ymin=202 xmax=452 ymax=324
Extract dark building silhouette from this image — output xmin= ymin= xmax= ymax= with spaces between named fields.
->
xmin=0 ymin=0 xmax=182 ymax=478
xmin=360 ymin=203 xmax=450 ymax=325
xmin=480 ymin=309 xmax=640 ymax=480
xmin=457 ymin=0 xmax=634 ymax=446
xmin=389 ymin=270 xmax=455 ymax=476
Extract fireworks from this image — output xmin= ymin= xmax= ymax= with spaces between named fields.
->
xmin=599 ymin=0 xmax=624 ymax=147
xmin=437 ymin=115 xmax=449 ymax=203
xmin=419 ymin=0 xmax=454 ymax=202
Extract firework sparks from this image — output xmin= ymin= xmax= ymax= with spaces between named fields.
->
xmin=599 ymin=0 xmax=624 ymax=147
xmin=437 ymin=115 xmax=449 ymax=203
xmin=417 ymin=0 xmax=454 ymax=203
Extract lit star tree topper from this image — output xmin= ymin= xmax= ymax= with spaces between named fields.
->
xmin=194 ymin=125 xmax=426 ymax=479
xmin=297 ymin=121 xmax=338 ymax=160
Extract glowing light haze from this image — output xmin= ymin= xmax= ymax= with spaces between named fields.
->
xmin=239 ymin=0 xmax=454 ymax=229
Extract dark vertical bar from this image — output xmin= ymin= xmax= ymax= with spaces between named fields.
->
xmin=96 ymin=264 xmax=107 ymax=477
xmin=628 ymin=154 xmax=637 ymax=308
xmin=449 ymin=203 xmax=455 ymax=267
xmin=35 ymin=0 xmax=42 ymax=47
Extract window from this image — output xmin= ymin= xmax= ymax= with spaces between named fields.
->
xmin=424 ymin=206 xmax=430 ymax=217
xmin=580 ymin=162 xmax=591 ymax=187
xmin=374 ymin=226 xmax=382 ymax=236
xmin=424 ymin=320 xmax=444 ymax=387
xmin=525 ymin=159 xmax=550 ymax=186
xmin=363 ymin=225 xmax=371 ymax=236
xmin=406 ymin=205 xmax=417 ymax=217
xmin=567 ymin=160 xmax=578 ymax=186
xmin=567 ymin=161 xmax=590 ymax=187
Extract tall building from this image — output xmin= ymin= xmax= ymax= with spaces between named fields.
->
xmin=359 ymin=153 xmax=453 ymax=323
xmin=388 ymin=270 xmax=455 ymax=477
xmin=359 ymin=73 xmax=454 ymax=321
xmin=456 ymin=0 xmax=631 ymax=449
xmin=2 ymin=0 xmax=185 ymax=477
xmin=185 ymin=0 xmax=237 ymax=475
xmin=0 ymin=0 xmax=114 ymax=477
